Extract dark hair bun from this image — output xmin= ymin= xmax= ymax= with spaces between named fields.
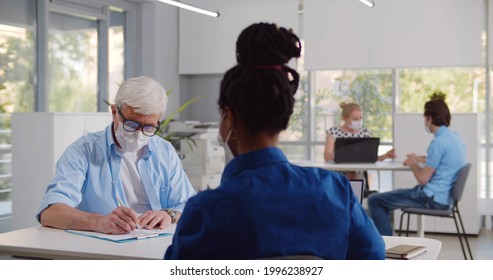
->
xmin=218 ymin=22 xmax=302 ymax=135
xmin=236 ymin=22 xmax=301 ymax=66
xmin=429 ymin=90 xmax=446 ymax=101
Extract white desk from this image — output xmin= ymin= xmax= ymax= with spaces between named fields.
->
xmin=0 ymin=225 xmax=175 ymax=260
xmin=0 ymin=226 xmax=440 ymax=260
xmin=292 ymin=160 xmax=411 ymax=172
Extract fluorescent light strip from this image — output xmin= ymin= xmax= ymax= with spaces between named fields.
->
xmin=157 ymin=0 xmax=220 ymax=17
xmin=359 ymin=0 xmax=374 ymax=7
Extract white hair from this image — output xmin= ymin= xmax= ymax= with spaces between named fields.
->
xmin=115 ymin=76 xmax=168 ymax=118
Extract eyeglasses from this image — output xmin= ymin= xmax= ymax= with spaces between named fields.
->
xmin=117 ymin=106 xmax=160 ymax=137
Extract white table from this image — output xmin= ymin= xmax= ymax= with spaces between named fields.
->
xmin=0 ymin=225 xmax=175 ymax=260
xmin=0 ymin=226 xmax=440 ymax=260
xmin=292 ymin=160 xmax=411 ymax=172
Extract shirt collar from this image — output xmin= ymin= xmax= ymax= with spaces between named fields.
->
xmin=221 ymin=147 xmax=289 ymax=181
xmin=435 ymin=125 xmax=447 ymax=137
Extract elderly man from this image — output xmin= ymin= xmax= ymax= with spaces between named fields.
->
xmin=37 ymin=76 xmax=195 ymax=234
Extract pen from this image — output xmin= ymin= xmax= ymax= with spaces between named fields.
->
xmin=136 ymin=233 xmax=158 ymax=239
xmin=116 ymin=195 xmax=142 ymax=231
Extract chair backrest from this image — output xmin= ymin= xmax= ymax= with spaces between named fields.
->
xmin=452 ymin=163 xmax=472 ymax=204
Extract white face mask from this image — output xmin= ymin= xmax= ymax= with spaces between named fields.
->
xmin=217 ymin=114 xmax=235 ymax=164
xmin=348 ymin=119 xmax=363 ymax=131
xmin=424 ymin=118 xmax=432 ymax=134
xmin=115 ymin=123 xmax=151 ymax=152
xmin=425 ymin=124 xmax=432 ymax=134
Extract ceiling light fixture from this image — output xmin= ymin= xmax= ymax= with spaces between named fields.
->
xmin=156 ymin=0 xmax=220 ymax=17
xmin=359 ymin=0 xmax=375 ymax=8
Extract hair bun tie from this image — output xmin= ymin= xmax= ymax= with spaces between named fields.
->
xmin=255 ymin=65 xmax=282 ymax=70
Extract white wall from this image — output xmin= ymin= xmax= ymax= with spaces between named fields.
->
xmin=304 ymin=0 xmax=483 ymax=70
xmin=178 ymin=0 xmax=299 ymax=75
xmin=180 ymin=74 xmax=222 ymax=122
xmin=139 ymin=1 xmax=181 ymax=120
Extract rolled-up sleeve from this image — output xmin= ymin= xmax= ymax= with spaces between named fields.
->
xmin=36 ymin=144 xmax=88 ymax=222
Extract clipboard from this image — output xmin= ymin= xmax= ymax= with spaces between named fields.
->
xmin=66 ymin=228 xmax=172 ymax=243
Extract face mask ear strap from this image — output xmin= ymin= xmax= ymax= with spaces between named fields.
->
xmin=225 ymin=128 xmax=233 ymax=143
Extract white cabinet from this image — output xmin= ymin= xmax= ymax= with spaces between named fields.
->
xmin=11 ymin=113 xmax=111 ymax=230
xmin=393 ymin=113 xmax=481 ymax=235
xmin=178 ymin=129 xmax=225 ymax=192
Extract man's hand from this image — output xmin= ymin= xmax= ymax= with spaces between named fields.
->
xmin=404 ymin=153 xmax=420 ymax=166
xmin=96 ymin=206 xmax=140 ymax=234
xmin=138 ymin=210 xmax=173 ymax=230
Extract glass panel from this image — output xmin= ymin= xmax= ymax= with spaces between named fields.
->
xmin=0 ymin=0 xmax=35 ymax=210
xmin=108 ymin=10 xmax=125 ymax=109
xmin=312 ymin=70 xmax=393 ymax=143
xmin=0 ymin=24 xmax=35 ymax=112
xmin=279 ymin=144 xmax=306 ymax=161
xmin=280 ymin=39 xmax=308 ymax=144
xmin=48 ymin=12 xmax=98 ymax=112
xmin=398 ymin=67 xmax=485 ymax=114
xmin=312 ymin=145 xmax=325 ymax=161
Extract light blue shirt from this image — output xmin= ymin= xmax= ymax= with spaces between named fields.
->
xmin=424 ymin=126 xmax=467 ymax=205
xmin=37 ymin=125 xmax=196 ymax=221
xmin=165 ymin=147 xmax=385 ymax=260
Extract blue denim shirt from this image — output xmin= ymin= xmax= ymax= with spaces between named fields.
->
xmin=424 ymin=126 xmax=467 ymax=205
xmin=165 ymin=147 xmax=385 ymax=260
xmin=37 ymin=124 xmax=196 ymax=221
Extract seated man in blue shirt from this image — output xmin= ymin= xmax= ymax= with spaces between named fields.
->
xmin=164 ymin=23 xmax=385 ymax=260
xmin=37 ymin=76 xmax=195 ymax=234
xmin=368 ymin=91 xmax=467 ymax=236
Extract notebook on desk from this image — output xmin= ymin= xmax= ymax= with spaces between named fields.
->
xmin=334 ymin=137 xmax=380 ymax=163
xmin=66 ymin=229 xmax=172 ymax=243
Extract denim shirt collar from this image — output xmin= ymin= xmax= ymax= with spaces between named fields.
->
xmin=221 ymin=147 xmax=289 ymax=182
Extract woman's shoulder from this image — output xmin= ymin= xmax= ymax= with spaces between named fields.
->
xmin=327 ymin=126 xmax=344 ymax=137
xmin=359 ymin=128 xmax=372 ymax=137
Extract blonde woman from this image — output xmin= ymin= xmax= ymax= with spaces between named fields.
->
xmin=324 ymin=102 xmax=395 ymax=195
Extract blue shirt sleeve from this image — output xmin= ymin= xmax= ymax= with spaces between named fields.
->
xmin=426 ymin=139 xmax=444 ymax=169
xmin=37 ymin=142 xmax=89 ymax=222
xmin=346 ymin=181 xmax=386 ymax=259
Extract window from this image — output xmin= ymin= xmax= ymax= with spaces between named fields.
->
xmin=48 ymin=12 xmax=98 ymax=112
xmin=0 ymin=0 xmax=36 ymax=215
xmin=0 ymin=0 xmax=132 ymax=219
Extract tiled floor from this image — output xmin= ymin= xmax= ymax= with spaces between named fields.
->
xmin=420 ymin=228 xmax=493 ymax=260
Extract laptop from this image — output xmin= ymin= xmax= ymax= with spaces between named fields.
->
xmin=333 ymin=137 xmax=380 ymax=163
xmin=349 ymin=179 xmax=364 ymax=204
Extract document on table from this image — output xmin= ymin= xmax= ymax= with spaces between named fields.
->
xmin=66 ymin=228 xmax=172 ymax=243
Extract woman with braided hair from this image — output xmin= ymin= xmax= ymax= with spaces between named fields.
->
xmin=165 ymin=22 xmax=384 ymax=260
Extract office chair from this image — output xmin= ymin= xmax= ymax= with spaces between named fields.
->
xmin=398 ymin=163 xmax=473 ymax=260
xmin=363 ymin=171 xmax=378 ymax=198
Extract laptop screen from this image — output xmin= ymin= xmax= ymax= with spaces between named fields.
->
xmin=334 ymin=137 xmax=380 ymax=163
xmin=349 ymin=179 xmax=364 ymax=204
